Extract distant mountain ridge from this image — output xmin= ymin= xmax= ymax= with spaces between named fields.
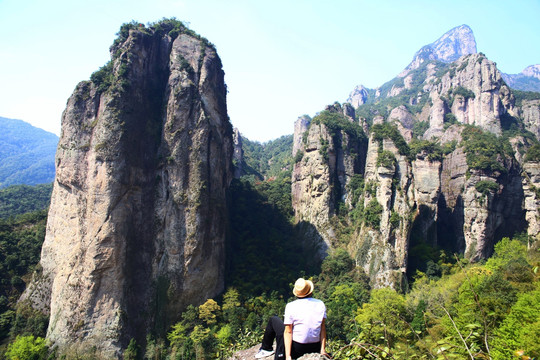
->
xmin=502 ymin=64 xmax=540 ymax=92
xmin=0 ymin=117 xmax=58 ymax=188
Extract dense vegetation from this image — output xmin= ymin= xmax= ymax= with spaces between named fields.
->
xmin=461 ymin=125 xmax=512 ymax=174
xmin=0 ymin=117 xmax=57 ymax=188
xmin=2 ymin=158 xmax=540 ymax=360
xmin=240 ymin=135 xmax=294 ymax=180
xmin=0 ymin=184 xmax=52 ymax=219
xmin=0 ymin=210 xmax=48 ymax=344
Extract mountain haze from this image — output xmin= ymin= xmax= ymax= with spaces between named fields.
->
xmin=502 ymin=64 xmax=540 ymax=92
xmin=0 ymin=117 xmax=57 ymax=188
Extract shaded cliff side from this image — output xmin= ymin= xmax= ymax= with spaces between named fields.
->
xmin=20 ymin=20 xmax=233 ymax=356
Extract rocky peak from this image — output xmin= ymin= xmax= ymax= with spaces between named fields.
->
xmin=521 ymin=64 xmax=540 ymax=79
xmin=347 ymin=85 xmax=370 ymax=108
xmin=401 ymin=24 xmax=477 ymax=76
xmin=502 ymin=64 xmax=540 ymax=92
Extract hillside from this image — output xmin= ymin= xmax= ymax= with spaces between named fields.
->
xmin=0 ymin=183 xmax=53 ymax=219
xmin=0 ymin=117 xmax=58 ymax=188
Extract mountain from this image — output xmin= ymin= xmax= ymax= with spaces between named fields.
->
xmin=502 ymin=64 xmax=540 ymax=92
xmin=293 ymin=25 xmax=540 ymax=289
xmin=0 ymin=117 xmax=58 ymax=188
xmin=20 ymin=19 xmax=233 ymax=356
xmin=399 ymin=24 xmax=477 ymax=77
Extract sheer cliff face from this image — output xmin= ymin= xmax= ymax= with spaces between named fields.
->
xmin=21 ymin=24 xmax=232 ymax=355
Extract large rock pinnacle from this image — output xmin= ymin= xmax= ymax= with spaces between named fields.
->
xmin=20 ymin=20 xmax=233 ymax=356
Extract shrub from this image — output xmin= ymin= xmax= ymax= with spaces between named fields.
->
xmin=311 ymin=110 xmax=365 ymax=140
xmin=371 ymin=123 xmax=409 ymax=156
xmin=293 ymin=151 xmax=304 ymax=163
xmin=409 ymin=140 xmax=443 ymax=161
xmin=363 ymin=198 xmax=383 ymax=229
xmin=453 ymin=86 xmax=476 ymax=100
xmin=475 ymin=180 xmax=499 ymax=195
xmin=461 ymin=126 xmax=509 ymax=173
xmin=376 ymin=150 xmax=396 ymax=168
xmin=90 ymin=61 xmax=114 ymax=93
xmin=412 ymin=121 xmax=429 ymax=138
xmin=524 ymin=143 xmax=540 ymax=162
xmin=5 ymin=335 xmax=48 ymax=360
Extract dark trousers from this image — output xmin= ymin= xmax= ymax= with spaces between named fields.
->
xmin=261 ymin=316 xmax=322 ymax=360
xmin=261 ymin=316 xmax=285 ymax=360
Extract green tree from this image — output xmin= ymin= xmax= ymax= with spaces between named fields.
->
xmin=5 ymin=335 xmax=48 ymax=360
xmin=123 ymin=339 xmax=138 ymax=360
xmin=355 ymin=288 xmax=408 ymax=348
xmin=491 ymin=288 xmax=540 ymax=360
xmin=199 ymin=299 xmax=220 ymax=326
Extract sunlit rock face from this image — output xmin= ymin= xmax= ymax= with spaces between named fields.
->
xmin=20 ymin=22 xmax=233 ymax=356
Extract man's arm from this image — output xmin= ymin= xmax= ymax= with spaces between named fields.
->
xmin=284 ymin=324 xmax=293 ymax=360
xmin=320 ymin=318 xmax=327 ymax=356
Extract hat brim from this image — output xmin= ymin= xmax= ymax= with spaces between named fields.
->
xmin=293 ymin=279 xmax=313 ymax=298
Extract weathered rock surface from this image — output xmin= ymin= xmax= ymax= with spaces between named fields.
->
xmin=522 ymin=162 xmax=540 ymax=241
xmin=233 ymin=128 xmax=244 ymax=178
xmin=20 ymin=23 xmax=232 ymax=356
xmin=229 ymin=345 xmax=326 ymax=360
xmin=347 ymin=85 xmax=369 ymax=108
xmin=291 ymin=106 xmax=366 ymax=250
xmin=521 ymin=100 xmax=540 ymax=139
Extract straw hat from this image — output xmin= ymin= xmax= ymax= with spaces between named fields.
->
xmin=293 ymin=278 xmax=313 ymax=298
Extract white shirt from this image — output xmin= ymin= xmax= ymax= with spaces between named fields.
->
xmin=283 ymin=297 xmax=326 ymax=344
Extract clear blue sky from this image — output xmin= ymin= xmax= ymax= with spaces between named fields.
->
xmin=1 ymin=0 xmax=539 ymax=142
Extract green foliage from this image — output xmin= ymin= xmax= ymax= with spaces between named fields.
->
xmin=241 ymin=135 xmax=293 ymax=179
xmin=347 ymin=174 xmax=364 ymax=208
xmin=412 ymin=121 xmax=429 ymax=139
xmin=376 ymin=150 xmax=395 ymax=168
xmin=442 ymin=140 xmax=458 ymax=155
xmin=444 ymin=113 xmax=458 ymax=129
xmin=0 ymin=211 xmax=47 ymax=327
xmin=513 ymin=89 xmax=540 ymax=107
xmin=312 ymin=110 xmax=365 ymax=140
xmin=5 ymin=335 xmax=48 ymax=360
xmin=409 ymin=139 xmax=443 ymax=161
xmin=524 ymin=143 xmax=540 ymax=162
xmin=371 ymin=123 xmax=410 ymax=156
xmin=355 ymin=288 xmax=408 ymax=347
xmin=461 ymin=126 xmax=510 ymax=173
xmin=227 ymin=178 xmax=317 ymax=295
xmin=123 ymin=339 xmax=139 ymax=360
xmin=475 ymin=180 xmax=499 ymax=195
xmin=491 ymin=288 xmax=540 ymax=359
xmin=90 ymin=60 xmax=114 ymax=93
xmin=452 ymin=86 xmax=476 ymax=100
xmin=199 ymin=299 xmax=220 ymax=326
xmin=363 ymin=198 xmax=383 ymax=230
xmin=0 ymin=184 xmax=52 ymax=219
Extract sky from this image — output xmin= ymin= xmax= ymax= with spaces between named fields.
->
xmin=1 ymin=0 xmax=539 ymax=142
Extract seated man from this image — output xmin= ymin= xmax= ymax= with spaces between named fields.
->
xmin=255 ymin=278 xmax=328 ymax=360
